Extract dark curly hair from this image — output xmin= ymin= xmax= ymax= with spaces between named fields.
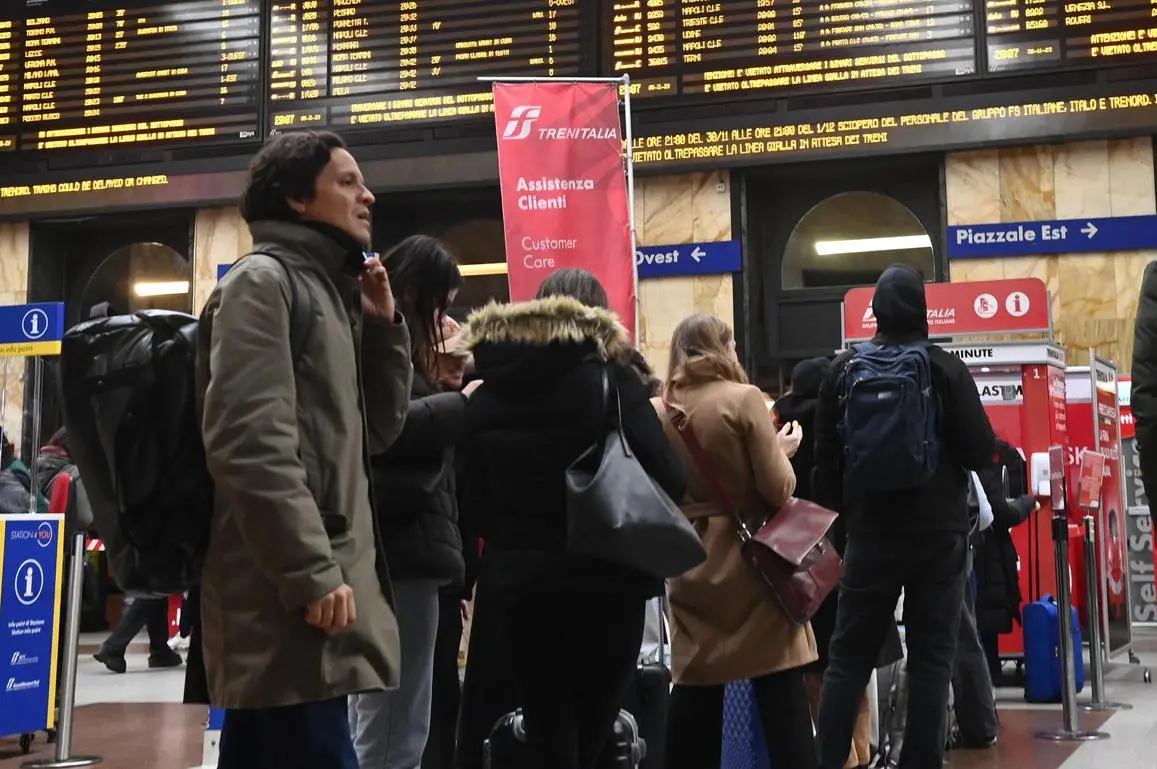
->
xmin=240 ymin=131 xmax=347 ymax=223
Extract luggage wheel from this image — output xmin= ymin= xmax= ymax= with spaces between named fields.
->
xmin=19 ymin=733 xmax=33 ymax=754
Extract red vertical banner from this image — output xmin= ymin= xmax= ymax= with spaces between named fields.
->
xmin=1092 ymin=358 xmax=1130 ymax=643
xmin=492 ymin=82 xmax=635 ymax=338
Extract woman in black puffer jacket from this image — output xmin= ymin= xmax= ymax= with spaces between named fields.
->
xmin=774 ymin=357 xmax=903 ymax=769
xmin=348 ymin=235 xmax=475 ymax=769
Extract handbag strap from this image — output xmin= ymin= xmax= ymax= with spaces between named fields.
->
xmin=662 ymin=400 xmax=751 ymax=541
xmin=598 ymin=363 xmax=634 ymax=459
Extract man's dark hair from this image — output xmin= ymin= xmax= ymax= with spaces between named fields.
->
xmin=536 ymin=268 xmax=609 ymax=309
xmin=240 ymin=131 xmax=347 ymax=224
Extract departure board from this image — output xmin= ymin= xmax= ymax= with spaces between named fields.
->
xmin=269 ymin=0 xmax=588 ymax=132
xmin=603 ymin=0 xmax=977 ymax=99
xmin=985 ymin=0 xmax=1157 ymax=71
xmin=2 ymin=0 xmax=261 ymax=153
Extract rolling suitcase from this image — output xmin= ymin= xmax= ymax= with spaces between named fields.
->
xmin=1022 ymin=594 xmax=1085 ymax=703
xmin=614 ymin=590 xmax=671 ymax=769
xmin=483 ymin=708 xmax=645 ymax=769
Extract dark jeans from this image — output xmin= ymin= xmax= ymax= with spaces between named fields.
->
xmin=506 ymin=587 xmax=647 ymax=769
xmin=102 ymin=596 xmax=170 ymax=654
xmin=666 ymin=668 xmax=819 ymax=769
xmin=818 ymin=532 xmax=968 ymax=769
xmin=980 ymin=632 xmax=1002 ymax=685
xmin=218 ymin=697 xmax=356 ymax=769
xmin=423 ymin=590 xmax=465 ymax=769
xmin=952 ymin=549 xmax=998 ymax=744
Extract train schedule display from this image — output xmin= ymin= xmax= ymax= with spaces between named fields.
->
xmin=603 ymin=0 xmax=978 ymax=99
xmin=984 ymin=0 xmax=1157 ymax=72
xmin=2 ymin=0 xmax=262 ymax=152
xmin=268 ymin=0 xmax=588 ymax=132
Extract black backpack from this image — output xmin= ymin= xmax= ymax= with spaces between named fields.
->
xmin=59 ymin=246 xmax=314 ymax=597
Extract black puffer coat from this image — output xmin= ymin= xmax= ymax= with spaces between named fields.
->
xmin=372 ymin=371 xmax=469 ymax=586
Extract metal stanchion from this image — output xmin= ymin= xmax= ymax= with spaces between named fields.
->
xmin=1081 ymin=514 xmax=1133 ymax=712
xmin=1036 ymin=516 xmax=1109 ymax=742
xmin=24 ymin=533 xmax=102 ymax=768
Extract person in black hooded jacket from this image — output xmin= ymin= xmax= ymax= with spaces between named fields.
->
xmin=348 ymin=235 xmax=474 ymax=769
xmin=813 ymin=265 xmax=996 ymax=769
xmin=459 ymin=269 xmax=685 ymax=769
xmin=777 ymin=357 xmax=903 ymax=768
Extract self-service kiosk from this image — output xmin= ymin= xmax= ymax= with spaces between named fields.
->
xmin=1066 ymin=357 xmax=1135 ymax=661
xmin=945 ymin=341 xmax=1069 ymax=657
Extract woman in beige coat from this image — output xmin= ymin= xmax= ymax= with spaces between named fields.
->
xmin=653 ymin=314 xmax=819 ymax=769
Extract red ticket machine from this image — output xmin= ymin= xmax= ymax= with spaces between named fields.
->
xmin=943 ymin=341 xmax=1069 ymax=657
xmin=842 ymin=277 xmax=1065 ymax=660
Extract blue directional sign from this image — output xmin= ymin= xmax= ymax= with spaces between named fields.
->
xmin=947 ymin=215 xmax=1157 ymax=259
xmin=0 ymin=514 xmax=64 ymax=737
xmin=0 ymin=302 xmax=65 ymax=357
xmin=636 ymin=240 xmax=742 ymax=279
xmin=217 ymin=264 xmax=233 ymax=281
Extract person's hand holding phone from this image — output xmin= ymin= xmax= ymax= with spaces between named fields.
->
xmin=306 ymin=583 xmax=357 ymax=635
xmin=462 ymin=379 xmax=484 ymax=398
xmin=777 ymin=420 xmax=803 ymax=458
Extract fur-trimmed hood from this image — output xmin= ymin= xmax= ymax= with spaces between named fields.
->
xmin=463 ymin=296 xmax=631 ymax=361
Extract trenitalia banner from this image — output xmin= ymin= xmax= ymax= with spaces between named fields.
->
xmin=492 ymin=82 xmax=635 ymax=337
xmin=842 ymin=277 xmax=1050 ymax=342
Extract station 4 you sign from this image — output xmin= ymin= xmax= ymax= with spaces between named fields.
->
xmin=842 ymin=278 xmax=1051 ymax=342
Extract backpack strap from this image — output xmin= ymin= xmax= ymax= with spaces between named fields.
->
xmin=221 ymin=244 xmax=316 ymax=367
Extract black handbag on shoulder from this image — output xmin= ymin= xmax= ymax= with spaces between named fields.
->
xmin=565 ymin=365 xmax=706 ymax=579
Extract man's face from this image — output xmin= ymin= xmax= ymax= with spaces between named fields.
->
xmin=289 ymin=147 xmax=375 ymax=245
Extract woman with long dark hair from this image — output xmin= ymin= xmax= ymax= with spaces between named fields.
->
xmin=348 ymin=235 xmax=475 ymax=769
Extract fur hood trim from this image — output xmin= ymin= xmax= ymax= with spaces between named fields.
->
xmin=463 ymin=296 xmax=631 ymax=361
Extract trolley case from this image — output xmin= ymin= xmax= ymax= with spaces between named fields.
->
xmin=483 ymin=708 xmax=646 ymax=769
xmin=1022 ymin=594 xmax=1085 ymax=703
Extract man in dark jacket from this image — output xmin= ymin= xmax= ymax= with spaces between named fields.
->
xmin=814 ymin=265 xmax=997 ymax=769
xmin=1131 ymin=261 xmax=1157 ymax=515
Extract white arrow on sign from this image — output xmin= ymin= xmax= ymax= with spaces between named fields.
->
xmin=691 ymin=247 xmax=705 ymax=262
xmin=1081 ymin=222 xmax=1098 ymax=238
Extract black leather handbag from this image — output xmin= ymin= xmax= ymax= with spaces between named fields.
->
xmin=565 ymin=366 xmax=706 ymax=579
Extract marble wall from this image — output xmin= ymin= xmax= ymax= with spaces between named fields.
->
xmin=192 ymin=206 xmax=252 ymax=312
xmin=635 ymin=171 xmax=735 ymax=380
xmin=946 ymin=138 xmax=1154 ymax=371
xmin=0 ymin=222 xmax=28 ymax=448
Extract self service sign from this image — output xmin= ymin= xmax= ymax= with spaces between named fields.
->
xmin=0 ymin=514 xmax=64 ymax=737
xmin=948 ymin=215 xmax=1157 ymax=259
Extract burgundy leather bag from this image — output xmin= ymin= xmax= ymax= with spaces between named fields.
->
xmin=667 ymin=403 xmax=843 ymax=626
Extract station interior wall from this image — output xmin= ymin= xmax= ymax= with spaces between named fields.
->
xmin=2 ymin=138 xmax=1150 ymax=449
xmin=946 ymin=137 xmax=1155 ymax=373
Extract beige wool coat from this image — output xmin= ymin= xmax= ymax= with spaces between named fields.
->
xmin=654 ymin=378 xmax=818 ymax=686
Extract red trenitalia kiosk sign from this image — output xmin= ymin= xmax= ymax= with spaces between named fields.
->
xmin=843 ymin=277 xmax=1065 ymax=658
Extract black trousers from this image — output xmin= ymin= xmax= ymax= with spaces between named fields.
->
xmin=665 ymin=668 xmax=819 ymax=769
xmin=218 ymin=697 xmax=356 ymax=769
xmin=818 ymin=532 xmax=968 ymax=769
xmin=505 ymin=587 xmax=647 ymax=769
xmin=102 ymin=596 xmax=170 ymax=654
xmin=423 ymin=590 xmax=465 ymax=769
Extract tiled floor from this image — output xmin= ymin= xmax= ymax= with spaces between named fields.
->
xmin=1 ymin=632 xmax=1156 ymax=768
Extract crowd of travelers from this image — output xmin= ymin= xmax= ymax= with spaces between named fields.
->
xmin=43 ymin=131 xmax=1042 ymax=769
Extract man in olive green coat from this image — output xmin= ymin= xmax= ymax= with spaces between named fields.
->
xmin=196 ymin=131 xmax=412 ymax=768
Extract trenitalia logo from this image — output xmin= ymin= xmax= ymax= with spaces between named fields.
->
xmin=501 ymin=105 xmax=620 ymax=141
xmin=502 ymin=105 xmax=541 ymax=140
